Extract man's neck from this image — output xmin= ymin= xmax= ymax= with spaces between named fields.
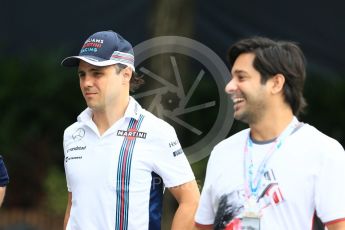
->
xmin=92 ymin=96 xmax=130 ymax=136
xmin=249 ymin=109 xmax=294 ymax=142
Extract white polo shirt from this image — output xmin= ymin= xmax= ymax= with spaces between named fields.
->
xmin=64 ymin=97 xmax=195 ymax=230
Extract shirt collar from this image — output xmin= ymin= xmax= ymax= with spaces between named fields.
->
xmin=123 ymin=96 xmax=142 ymax=120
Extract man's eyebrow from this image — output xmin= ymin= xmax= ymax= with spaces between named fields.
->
xmin=77 ymin=67 xmax=103 ymax=73
xmin=231 ymin=69 xmax=248 ymax=75
xmin=90 ymin=67 xmax=102 ymax=71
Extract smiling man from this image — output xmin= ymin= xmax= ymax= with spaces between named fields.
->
xmin=194 ymin=37 xmax=345 ymax=230
xmin=61 ymin=30 xmax=199 ymax=230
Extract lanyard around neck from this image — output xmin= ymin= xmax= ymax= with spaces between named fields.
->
xmin=243 ymin=117 xmax=300 ymax=198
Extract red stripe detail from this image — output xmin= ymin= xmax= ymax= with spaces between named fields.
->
xmin=119 ymin=139 xmax=132 ymax=230
xmin=325 ymin=218 xmax=345 ymax=226
xmin=118 ymin=118 xmax=140 ymax=229
xmin=133 ymin=119 xmax=138 ymax=128
xmin=111 ymin=54 xmax=134 ymax=61
xmin=127 ymin=119 xmax=139 ymax=140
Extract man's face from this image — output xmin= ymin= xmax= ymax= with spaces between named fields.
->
xmin=225 ymin=53 xmax=270 ymax=124
xmin=77 ymin=61 xmax=125 ymax=111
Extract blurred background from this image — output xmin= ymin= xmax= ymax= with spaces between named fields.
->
xmin=1 ymin=0 xmax=344 ymax=229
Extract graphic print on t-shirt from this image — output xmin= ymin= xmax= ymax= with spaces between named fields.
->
xmin=214 ymin=189 xmax=246 ymax=230
xmin=213 ymin=168 xmax=285 ymax=230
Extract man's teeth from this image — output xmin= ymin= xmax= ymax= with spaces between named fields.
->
xmin=233 ymin=98 xmax=244 ymax=103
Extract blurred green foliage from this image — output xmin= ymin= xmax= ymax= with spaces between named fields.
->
xmin=0 ymin=51 xmax=83 ymax=212
xmin=43 ymin=166 xmax=68 ymax=214
xmin=302 ymin=73 xmax=345 ymax=145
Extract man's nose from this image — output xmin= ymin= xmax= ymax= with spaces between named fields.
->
xmin=224 ymin=77 xmax=237 ymax=95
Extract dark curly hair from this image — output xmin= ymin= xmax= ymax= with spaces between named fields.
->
xmin=114 ymin=63 xmax=144 ymax=92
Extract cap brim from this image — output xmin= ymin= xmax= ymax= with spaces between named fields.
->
xmin=61 ymin=56 xmax=135 ymax=71
xmin=61 ymin=56 xmax=107 ymax=67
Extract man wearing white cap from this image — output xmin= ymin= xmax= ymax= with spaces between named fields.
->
xmin=61 ymin=30 xmax=199 ymax=230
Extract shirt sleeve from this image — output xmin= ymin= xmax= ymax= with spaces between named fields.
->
xmin=63 ymin=130 xmax=71 ymax=192
xmin=315 ymin=140 xmax=345 ymax=223
xmin=0 ymin=155 xmax=9 ymax=187
xmin=195 ymin=149 xmax=218 ymax=226
xmin=152 ymin=125 xmax=195 ymax=188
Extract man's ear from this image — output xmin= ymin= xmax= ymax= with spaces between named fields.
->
xmin=122 ymin=67 xmax=132 ymax=83
xmin=270 ymin=73 xmax=285 ymax=94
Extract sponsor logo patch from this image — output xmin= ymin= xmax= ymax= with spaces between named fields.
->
xmin=169 ymin=140 xmax=179 ymax=148
xmin=117 ymin=129 xmax=147 ymax=140
xmin=65 ymin=156 xmax=83 ymax=162
xmin=72 ymin=128 xmax=85 ymax=141
xmin=173 ymin=148 xmax=183 ymax=157
xmin=67 ymin=146 xmax=86 ymax=153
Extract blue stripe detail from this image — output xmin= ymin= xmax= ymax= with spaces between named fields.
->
xmin=115 ymin=115 xmax=144 ymax=230
xmin=116 ymin=137 xmax=128 ymax=230
xmin=148 ymin=172 xmax=164 ymax=230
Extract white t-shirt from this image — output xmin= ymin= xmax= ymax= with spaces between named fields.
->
xmin=195 ymin=123 xmax=345 ymax=230
xmin=64 ymin=97 xmax=195 ymax=230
